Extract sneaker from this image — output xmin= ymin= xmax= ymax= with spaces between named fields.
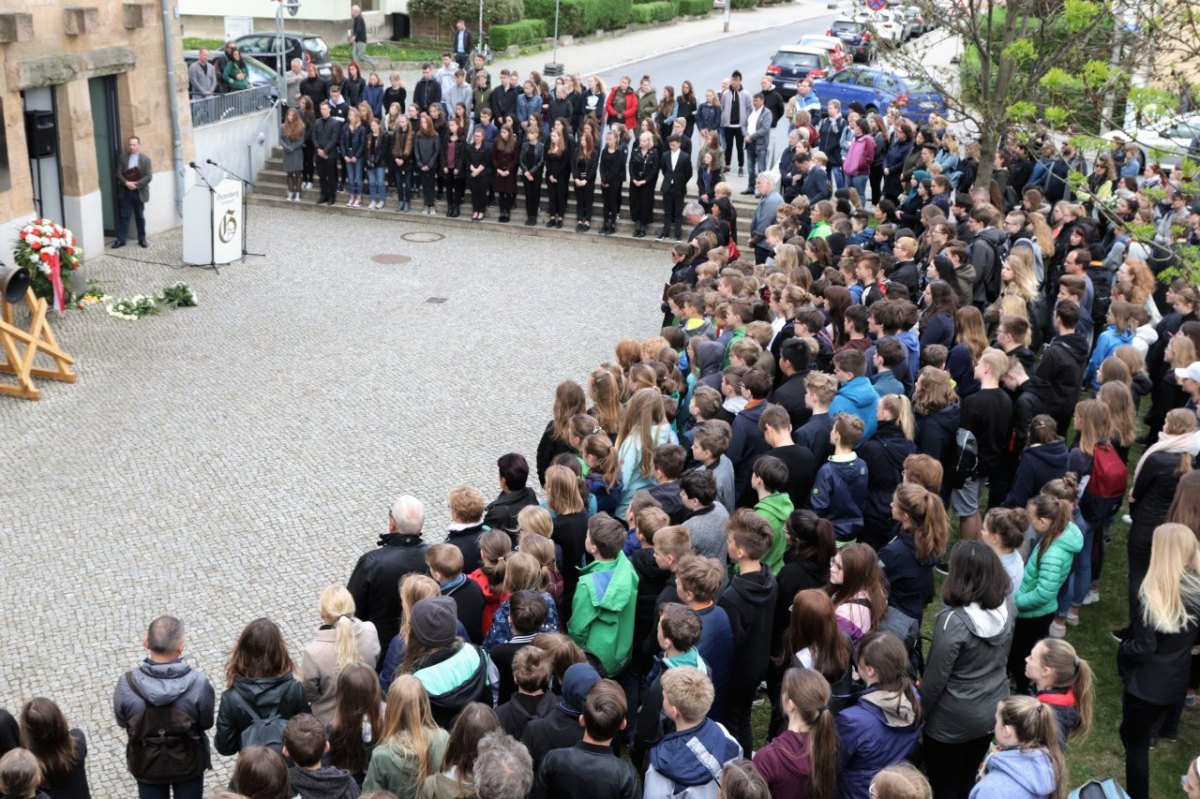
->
xmin=933 ymin=559 xmax=950 ymax=576
xmin=1048 ymin=620 xmax=1067 ymax=639
xmin=1111 ymin=626 xmax=1130 ymax=642
xmin=1122 ymin=514 xmax=1133 ymax=525
xmin=1066 ymin=610 xmax=1080 ymax=626
xmin=1186 ymin=692 xmax=1196 ymax=708
xmin=1082 ymin=588 xmax=1101 ymax=605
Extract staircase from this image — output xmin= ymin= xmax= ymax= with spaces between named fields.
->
xmin=247 ymin=147 xmax=766 ymax=248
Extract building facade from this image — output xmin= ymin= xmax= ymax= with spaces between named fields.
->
xmin=0 ymin=1 xmax=194 ymax=258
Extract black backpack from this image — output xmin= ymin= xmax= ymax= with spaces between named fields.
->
xmin=124 ymin=672 xmax=206 ymax=782
xmin=239 ymin=704 xmax=288 ymax=755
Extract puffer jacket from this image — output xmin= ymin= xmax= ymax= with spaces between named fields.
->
xmin=920 ymin=599 xmax=1016 ymax=744
xmin=215 ymin=674 xmax=311 ymax=755
xmin=411 ymin=643 xmax=492 ymax=729
xmin=1016 ymin=522 xmax=1084 ymax=618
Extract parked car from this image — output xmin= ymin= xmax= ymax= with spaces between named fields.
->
xmin=184 ymin=50 xmax=279 ymax=90
xmin=810 ymin=66 xmax=946 ymax=122
xmin=233 ymin=32 xmax=332 ymax=80
xmin=896 ymin=5 xmax=926 ymax=39
xmin=798 ymin=34 xmax=849 ymax=71
xmin=1099 ymin=113 xmax=1200 ymax=164
xmin=858 ymin=10 xmax=904 ymax=45
xmin=827 ymin=18 xmax=877 ymax=63
xmin=765 ymin=45 xmax=835 ymax=99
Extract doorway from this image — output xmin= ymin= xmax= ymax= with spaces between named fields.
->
xmin=21 ymin=87 xmax=63 ymax=224
xmin=89 ymin=76 xmax=120 ymax=233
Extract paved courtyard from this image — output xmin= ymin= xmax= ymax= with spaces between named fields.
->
xmin=0 ymin=206 xmax=665 ymax=794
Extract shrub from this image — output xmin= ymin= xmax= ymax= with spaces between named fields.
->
xmin=730 ymin=0 xmax=757 ymax=8
xmin=526 ymin=0 xmax=632 ymax=35
xmin=410 ymin=0 xmax=525 ymax=28
xmin=489 ymin=18 xmax=548 ymax=48
xmin=631 ymin=0 xmax=676 ymax=23
xmin=677 ymin=0 xmax=711 ymax=15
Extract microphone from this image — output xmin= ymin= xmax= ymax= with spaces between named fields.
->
xmin=206 ymin=159 xmax=218 ymax=166
xmin=189 ymin=161 xmax=200 ymax=169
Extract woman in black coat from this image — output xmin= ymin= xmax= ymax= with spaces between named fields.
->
xmin=913 ymin=367 xmax=961 ymax=502
xmin=543 ymin=128 xmax=571 ymax=229
xmin=629 ymin=131 xmax=660 ymax=239
xmin=858 ymin=404 xmax=917 ymax=551
xmin=519 ymin=126 xmax=545 ymax=226
xmin=465 ymin=127 xmax=493 ymax=220
xmin=440 ymin=118 xmax=468 ymax=217
xmin=572 ymin=132 xmax=600 ymax=232
xmin=598 ymin=128 xmax=626 ymax=235
xmin=881 ymin=122 xmax=914 ymax=203
xmin=342 ymin=62 xmax=366 ymax=108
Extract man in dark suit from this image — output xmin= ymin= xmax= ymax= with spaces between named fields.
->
xmin=113 ymin=135 xmax=152 ymax=248
xmin=658 ymin=134 xmax=693 ymax=242
xmin=684 ymin=202 xmax=718 ymax=243
xmin=797 ymin=152 xmax=830 ymax=204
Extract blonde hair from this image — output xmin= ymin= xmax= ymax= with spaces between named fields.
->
xmin=661 ymin=666 xmax=714 ymax=723
xmin=319 ymin=585 xmax=360 ymax=672
xmin=1097 ymin=381 xmax=1136 ymax=447
xmin=615 ymin=389 xmax=669 ymax=478
xmin=449 ymin=484 xmax=485 ymax=523
xmin=399 ymin=574 xmax=440 ymax=643
xmin=878 ymin=394 xmax=915 ymax=440
xmin=545 ymin=464 xmax=585 ymax=515
xmin=994 ymin=696 xmax=1065 ymax=799
xmin=913 ymin=366 xmax=958 ymax=415
xmin=870 ymin=764 xmax=931 ymax=799
xmin=1141 ymin=523 xmax=1200 ymax=634
xmin=517 ymin=505 xmax=553 ymax=538
xmin=1034 ymin=639 xmax=1094 ymax=742
xmin=380 ymin=676 xmax=440 ymax=784
xmin=1004 ymin=248 xmax=1038 ymax=302
xmin=1073 ymin=399 xmax=1109 ymax=457
xmin=503 ymin=550 xmax=549 ymax=594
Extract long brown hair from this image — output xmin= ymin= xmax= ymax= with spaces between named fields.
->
xmin=856 ymin=631 xmax=922 ymax=725
xmin=954 ymin=306 xmax=988 ymax=362
xmin=282 ymin=107 xmax=306 ymax=140
xmin=328 ymin=662 xmax=382 ymax=775
xmin=588 ymin=368 xmax=622 ymax=435
xmin=551 ymin=380 xmax=587 ymax=443
xmin=439 ymin=703 xmax=501 ymax=791
xmin=615 ymin=389 xmax=669 ymax=478
xmin=583 ymin=433 xmax=620 ymax=488
xmin=19 ymin=698 xmax=77 ymax=786
xmin=380 ymin=676 xmax=440 ymax=784
xmin=780 ymin=668 xmax=838 ymax=799
xmin=1034 ymin=639 xmax=1094 ymax=743
xmin=226 ymin=618 xmax=297 ymax=688
xmin=1166 ymin=470 xmax=1200 ymax=536
xmin=830 ymin=543 xmax=887 ymax=631
xmin=893 ymin=483 xmax=949 ymax=561
xmin=780 ymin=589 xmax=852 ymax=683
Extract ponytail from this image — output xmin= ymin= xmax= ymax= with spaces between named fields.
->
xmin=334 ymin=615 xmax=357 ymax=671
xmin=856 ymin=632 xmax=922 ymax=726
xmin=780 ymin=668 xmax=838 ymax=799
xmin=894 ymin=484 xmax=949 ymax=562
xmin=1027 ymin=481 xmax=1075 ymax=567
xmin=319 ymin=585 xmax=360 ymax=672
xmin=584 ymin=434 xmax=621 ymax=489
xmin=996 ymin=696 xmax=1066 ymax=799
xmin=1036 ymin=639 xmax=1094 ymax=743
xmin=479 ymin=529 xmax=513 ymax=592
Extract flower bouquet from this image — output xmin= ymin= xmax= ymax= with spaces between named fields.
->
xmin=12 ymin=219 xmax=83 ymax=311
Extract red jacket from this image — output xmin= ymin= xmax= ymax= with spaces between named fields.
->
xmin=605 ymin=87 xmax=638 ymax=130
xmin=467 ymin=568 xmax=506 ymax=637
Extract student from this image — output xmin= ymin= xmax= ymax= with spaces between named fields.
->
xmin=363 ymin=676 xmax=449 ymax=798
xmin=445 ymin=485 xmax=489 ymax=575
xmin=427 ymin=544 xmax=486 ymax=645
xmin=692 ymin=419 xmax=738 ymax=514
xmin=858 ymin=394 xmax=918 ymax=551
xmin=616 ymin=390 xmax=680 ymax=518
xmin=1001 ymin=415 xmax=1068 ymax=511
xmin=628 ymin=506 xmax=676 ymax=691
xmin=644 ymin=668 xmax=742 ymax=799
xmin=674 ymin=555 xmax=735 ymax=724
xmin=649 ymin=445 xmax=690 ymax=524
xmin=0 ymin=749 xmax=47 ymax=799
xmin=829 ymin=543 xmax=887 ymax=644
xmin=753 ymin=668 xmax=838 ymax=799
xmin=1024 ymin=638 xmax=1094 ymax=750
xmin=533 ymin=680 xmax=638 ymax=799
xmin=836 ymin=632 xmax=923 ymax=799
xmin=981 ymin=508 xmax=1027 ymax=597
xmin=468 ymin=530 xmax=512 ymax=641
xmin=327 ymin=663 xmax=382 ymax=787
xmin=811 ymin=413 xmax=870 ymax=545
xmin=520 ymin=662 xmax=601 ymax=773
xmin=681 ymin=469 xmax=732 ymax=563
xmin=971 ymin=696 xmax=1063 ymax=799
xmin=796 ymin=371 xmax=838 ymax=464
xmin=482 ymin=552 xmax=561 ymax=652
xmin=870 ymin=339 xmax=907 ymax=398
xmin=583 ymin=434 xmax=625 ymax=517
xmin=719 ymin=510 xmax=780 ymax=754
xmin=755 ymin=405 xmax=817 ymax=513
xmin=419 ymin=704 xmax=500 ymax=799
xmin=496 ymin=646 xmax=557 ymax=740
xmin=744 ymin=455 xmax=795 ymax=574
xmin=568 ymin=513 xmax=640 ymax=679
xmin=633 ymin=603 xmax=709 ymax=769
xmin=828 ymin=350 xmax=880 ymax=442
xmin=546 ymin=464 xmax=590 ymax=617
xmin=955 ymin=348 xmax=1014 ymax=539
xmin=879 ymin=484 xmax=949 ymax=655
xmin=283 ymin=713 xmax=359 ymax=799
xmin=728 ymin=370 xmax=775 ymax=502
xmin=488 ymin=590 xmax=550 ymax=705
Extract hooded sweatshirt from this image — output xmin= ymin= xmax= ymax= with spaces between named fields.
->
xmin=811 ymin=456 xmax=869 ymax=543
xmin=1003 ymin=440 xmax=1069 ymax=509
xmin=968 ymin=747 xmax=1057 ymax=799
xmin=215 ymin=674 xmax=311 ymax=756
xmin=520 ymin=663 xmax=601 ymax=772
xmin=836 ymin=687 xmax=922 ymax=799
xmin=1085 ymin=324 xmax=1136 ymax=388
xmin=755 ymin=492 xmax=795 ymax=574
xmin=921 ymin=599 xmax=1015 ymax=744
xmin=1035 ymin=331 xmax=1089 ymax=431
xmin=568 ymin=552 xmax=640 ymax=676
xmin=696 ymin=340 xmax=727 ymax=392
xmin=718 ymin=565 xmax=778 ymax=694
xmin=644 ymin=718 xmax=742 ymax=799
xmin=753 ymin=729 xmax=815 ymax=799
xmin=289 ymin=765 xmax=361 ymax=799
xmin=828 ymin=376 xmax=881 ymax=442
xmin=113 ymin=658 xmax=216 ymax=778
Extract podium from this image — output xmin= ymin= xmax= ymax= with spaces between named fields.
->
xmin=183 ymin=179 xmax=243 ymax=266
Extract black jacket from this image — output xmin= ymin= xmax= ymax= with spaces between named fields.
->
xmin=440 ymin=136 xmax=468 ymax=173
xmin=520 ymin=139 xmax=546 ymax=181
xmin=879 ymin=532 xmax=935 ymax=621
xmin=770 ymin=372 xmax=812 ymax=431
xmin=630 ymin=547 xmax=672 ymax=667
xmin=1129 ymin=452 xmax=1190 ymax=556
xmin=534 ymin=741 xmax=639 ymax=799
xmin=444 ymin=575 xmax=486 ymax=644
xmin=600 ymin=147 xmax=626 ymax=186
xmin=800 ymin=167 xmax=830 ymax=204
xmin=490 ymin=639 xmax=534 ymax=705
xmin=1035 ymin=331 xmax=1089 ymax=433
xmin=410 ymin=643 xmax=491 ymax=729
xmin=888 ymin=260 xmax=921 ymax=301
xmin=347 ymin=533 xmax=430 ymax=652
xmin=717 ymin=566 xmax=778 ymax=693
xmin=741 ymin=445 xmax=816 ymax=513
xmin=795 ymin=412 xmax=834 ymax=464
xmin=215 ymin=675 xmax=311 ymax=755
xmin=553 ymin=511 xmax=591 ymax=621
xmin=491 ymin=85 xmax=518 ymax=121
xmin=629 ymin=147 xmax=659 ymax=184
xmin=659 ymin=148 xmax=692 ymax=196
xmin=915 ymin=405 xmax=959 ymax=470
xmin=521 ymin=706 xmax=585 ymax=773
xmin=446 ymin=523 xmax=487 ymax=577
xmin=961 ymin=387 xmax=1013 ymax=479
xmin=497 ymin=691 xmax=558 ymax=740
xmin=413 ymin=77 xmax=442 ymax=111
xmin=1119 ymin=601 xmax=1200 ymax=706
xmin=775 ymin=555 xmax=827 ymax=643
xmin=484 ymin=487 xmax=540 ymax=538
xmin=859 ymin=421 xmax=917 ymax=542
xmin=1003 ymin=440 xmax=1068 ymax=508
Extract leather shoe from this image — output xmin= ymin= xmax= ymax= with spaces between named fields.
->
xmin=112 ymin=241 xmax=126 ymax=248
xmin=138 ymin=240 xmax=148 ymax=248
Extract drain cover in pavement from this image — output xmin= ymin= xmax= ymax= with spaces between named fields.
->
xmin=401 ymin=232 xmax=445 ymax=243
xmin=371 ymin=254 xmax=413 ymax=264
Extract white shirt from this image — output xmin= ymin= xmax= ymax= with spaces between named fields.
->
xmin=127 ymin=152 xmax=139 ymax=170
xmin=746 ymin=106 xmax=764 ymax=138
xmin=670 ymin=149 xmax=679 ymax=170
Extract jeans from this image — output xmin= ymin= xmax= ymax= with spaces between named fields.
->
xmin=345 ymin=159 xmax=363 ymax=195
xmin=352 ymin=40 xmax=375 ymax=68
xmin=747 ymin=141 xmax=768 ymax=187
xmin=848 ymin=173 xmax=869 ymax=201
xmin=1121 ymin=691 xmax=1174 ymax=799
xmin=137 ymin=776 xmax=204 ymax=799
xmin=1064 ymin=511 xmax=1095 ymax=611
xmin=830 ymin=165 xmax=844 ymax=190
xmin=367 ymin=166 xmax=386 ymax=203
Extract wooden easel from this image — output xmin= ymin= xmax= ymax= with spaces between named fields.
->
xmin=0 ymin=288 xmax=76 ymax=400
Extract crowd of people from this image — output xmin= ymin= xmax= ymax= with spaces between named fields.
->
xmin=10 ymin=42 xmax=1200 ymax=799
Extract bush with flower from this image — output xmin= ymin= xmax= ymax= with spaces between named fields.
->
xmin=12 ymin=219 xmax=83 ymax=310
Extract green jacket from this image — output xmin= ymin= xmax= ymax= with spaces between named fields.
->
xmin=1015 ymin=522 xmax=1083 ymax=618
xmin=756 ymin=492 xmax=795 ymax=575
xmin=568 ymin=551 xmax=640 ymax=676
xmin=363 ymin=728 xmax=449 ymax=799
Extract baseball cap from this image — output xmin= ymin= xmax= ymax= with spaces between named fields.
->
xmin=1175 ymin=361 xmax=1200 ymax=383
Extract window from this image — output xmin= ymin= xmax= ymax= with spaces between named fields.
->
xmin=829 ymin=70 xmax=857 ymax=85
xmin=0 ymin=97 xmax=9 ymax=192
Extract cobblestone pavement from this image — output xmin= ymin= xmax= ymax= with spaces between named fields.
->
xmin=0 ymin=206 xmax=665 ymax=795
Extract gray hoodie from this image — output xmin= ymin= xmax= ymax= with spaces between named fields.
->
xmin=968 ymin=747 xmax=1056 ymax=799
xmin=921 ymin=598 xmax=1015 ymax=744
xmin=289 ymin=765 xmax=361 ymax=799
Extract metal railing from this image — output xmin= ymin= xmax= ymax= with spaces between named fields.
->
xmin=190 ymin=85 xmax=277 ymax=128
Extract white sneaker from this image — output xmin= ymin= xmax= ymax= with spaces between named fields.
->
xmin=1048 ymin=620 xmax=1067 ymax=639
xmin=1082 ymin=588 xmax=1101 ymax=605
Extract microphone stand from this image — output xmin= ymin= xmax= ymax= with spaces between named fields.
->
xmin=206 ymin=159 xmax=266 ymax=262
xmin=190 ymin=164 xmax=221 ymax=274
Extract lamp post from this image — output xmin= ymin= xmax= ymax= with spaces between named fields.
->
xmin=545 ymin=0 xmax=563 ymax=75
xmin=275 ymin=0 xmax=300 ymax=106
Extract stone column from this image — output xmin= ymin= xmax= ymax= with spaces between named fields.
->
xmin=55 ymin=79 xmax=104 ymax=262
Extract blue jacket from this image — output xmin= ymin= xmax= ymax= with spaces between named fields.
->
xmin=645 ymin=718 xmax=741 ymax=799
xmin=728 ymin=401 xmax=772 ymax=502
xmin=482 ymin=591 xmax=561 ymax=651
xmin=696 ymin=604 xmax=734 ymax=724
xmin=919 ymin=312 xmax=955 ymax=350
xmin=1085 ymin=325 xmax=1135 ymax=388
xmin=516 ymin=92 xmax=542 ymax=125
xmin=879 ymin=531 xmax=934 ymax=621
xmin=895 ymin=330 xmax=920 ymax=382
xmin=869 ymin=371 xmax=905 ymax=399
xmin=829 ymin=376 xmax=880 ymax=441
xmin=968 ymin=747 xmax=1057 ymax=799
xmin=1002 ymin=440 xmax=1068 ymax=509
xmin=837 ymin=687 xmax=923 ymax=799
xmin=811 ymin=457 xmax=869 ymax=543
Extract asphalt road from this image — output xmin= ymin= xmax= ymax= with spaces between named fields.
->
xmin=596 ymin=3 xmax=844 ymax=102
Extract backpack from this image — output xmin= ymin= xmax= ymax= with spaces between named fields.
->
xmin=1070 ymin=779 xmax=1131 ymax=799
xmin=1085 ymin=441 xmax=1128 ymax=499
xmin=239 ymin=704 xmax=288 ymax=754
xmin=123 ymin=672 xmax=206 ymax=782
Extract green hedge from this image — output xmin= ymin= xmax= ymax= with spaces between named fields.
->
xmin=525 ymin=0 xmax=633 ymax=35
xmin=677 ymin=0 xmax=711 ymax=15
xmin=631 ymin=0 xmax=675 ymax=22
xmin=410 ymin=0 xmax=524 ymax=26
xmin=730 ymin=0 xmax=757 ymax=9
xmin=490 ymin=18 xmax=547 ymax=48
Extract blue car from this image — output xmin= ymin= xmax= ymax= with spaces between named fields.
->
xmin=810 ymin=66 xmax=946 ymax=123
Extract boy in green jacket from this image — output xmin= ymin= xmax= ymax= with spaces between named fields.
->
xmin=751 ymin=455 xmax=794 ymax=575
xmin=569 ymin=512 xmax=641 ymax=678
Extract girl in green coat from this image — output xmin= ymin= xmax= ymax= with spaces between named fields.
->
xmin=364 ymin=676 xmax=449 ymax=799
xmin=1010 ymin=477 xmax=1084 ymax=693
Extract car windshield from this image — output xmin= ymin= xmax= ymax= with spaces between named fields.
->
xmin=831 ymin=21 xmax=862 ymax=33
xmin=904 ymin=76 xmax=937 ymax=94
xmin=303 ymin=37 xmax=329 ymax=60
xmin=773 ymin=52 xmax=822 ymax=68
xmin=242 ymin=54 xmax=277 ymax=82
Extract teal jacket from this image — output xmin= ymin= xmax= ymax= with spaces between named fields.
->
xmin=568 ymin=551 xmax=640 ymax=676
xmin=755 ymin=492 xmax=795 ymax=575
xmin=1015 ymin=522 xmax=1084 ymax=618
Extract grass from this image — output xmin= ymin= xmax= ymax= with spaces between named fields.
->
xmin=749 ymin=420 xmax=1200 ymax=796
xmin=180 ymin=37 xmax=446 ymax=64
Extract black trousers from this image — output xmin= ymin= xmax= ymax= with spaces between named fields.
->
xmin=418 ymin=167 xmax=436 ymax=206
xmin=723 ymin=126 xmax=744 ymax=168
xmin=1009 ymin=613 xmax=1053 ymax=694
xmin=869 ymin=162 xmax=884 ymax=204
xmin=630 ymin=183 xmax=654 ymax=227
xmin=116 ymin=187 xmax=146 ymax=244
xmin=316 ymin=154 xmax=337 ymax=201
xmin=468 ymin=176 xmax=489 ymax=212
xmin=575 ymin=180 xmax=596 ymax=221
xmin=601 ymin=182 xmax=623 ymax=223
xmin=547 ymin=177 xmax=568 ymax=217
xmin=922 ymin=734 xmax=993 ymax=799
xmin=661 ymin=191 xmax=684 ymax=237
xmin=499 ymin=192 xmax=515 ymax=213
xmin=302 ymin=143 xmax=315 ymax=183
xmin=446 ymin=172 xmax=465 ymax=207
xmin=1121 ymin=691 xmax=1174 ymax=799
xmin=523 ymin=177 xmax=542 ymax=218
